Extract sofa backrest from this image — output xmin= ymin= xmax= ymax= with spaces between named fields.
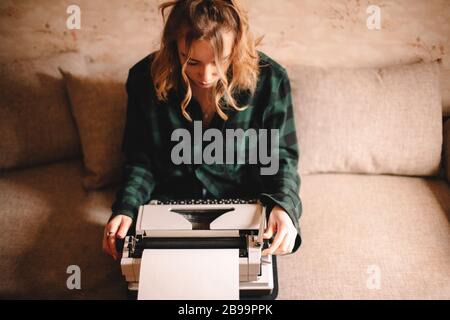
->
xmin=0 ymin=52 xmax=87 ymax=171
xmin=1 ymin=53 xmax=448 ymax=186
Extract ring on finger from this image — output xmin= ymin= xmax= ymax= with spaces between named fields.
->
xmin=106 ymin=231 xmax=116 ymax=238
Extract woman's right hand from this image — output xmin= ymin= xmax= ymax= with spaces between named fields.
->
xmin=102 ymin=214 xmax=133 ymax=260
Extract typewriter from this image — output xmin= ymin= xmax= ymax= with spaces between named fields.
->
xmin=119 ymin=198 xmax=278 ymax=299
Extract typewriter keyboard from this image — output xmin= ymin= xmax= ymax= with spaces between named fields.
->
xmin=150 ymin=198 xmax=259 ymax=205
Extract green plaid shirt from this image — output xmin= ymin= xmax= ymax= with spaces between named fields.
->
xmin=111 ymin=51 xmax=303 ymax=252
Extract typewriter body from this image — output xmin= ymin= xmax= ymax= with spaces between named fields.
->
xmin=119 ymin=198 xmax=277 ymax=298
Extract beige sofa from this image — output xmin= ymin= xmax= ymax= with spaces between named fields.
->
xmin=0 ymin=51 xmax=449 ymax=300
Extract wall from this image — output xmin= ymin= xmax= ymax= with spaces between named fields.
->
xmin=0 ymin=0 xmax=449 ymax=112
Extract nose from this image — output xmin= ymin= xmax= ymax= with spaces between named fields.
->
xmin=198 ymin=64 xmax=216 ymax=83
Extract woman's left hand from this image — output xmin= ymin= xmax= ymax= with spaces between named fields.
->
xmin=262 ymin=205 xmax=297 ymax=256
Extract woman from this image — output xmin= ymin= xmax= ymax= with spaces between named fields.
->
xmin=103 ymin=0 xmax=302 ymax=260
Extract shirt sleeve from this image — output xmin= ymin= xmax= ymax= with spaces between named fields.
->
xmin=259 ymin=70 xmax=303 ymax=254
xmin=110 ymin=69 xmax=156 ymax=221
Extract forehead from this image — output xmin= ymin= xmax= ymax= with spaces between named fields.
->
xmin=177 ymin=30 xmax=235 ymax=60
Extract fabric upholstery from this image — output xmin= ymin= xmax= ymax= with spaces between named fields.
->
xmin=277 ymin=173 xmax=450 ymax=299
xmin=61 ymin=70 xmax=127 ymax=190
xmin=0 ymin=52 xmax=86 ymax=171
xmin=444 ymin=119 xmax=450 ymax=184
xmin=0 ymin=160 xmax=448 ymax=299
xmin=288 ymin=61 xmax=443 ymax=177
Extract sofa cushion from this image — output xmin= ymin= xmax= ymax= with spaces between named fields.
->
xmin=0 ymin=160 xmax=126 ymax=299
xmin=61 ymin=70 xmax=127 ymax=190
xmin=0 ymin=52 xmax=86 ymax=171
xmin=288 ymin=61 xmax=443 ymax=177
xmin=278 ymin=173 xmax=450 ymax=299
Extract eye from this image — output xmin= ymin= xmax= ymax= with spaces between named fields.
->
xmin=187 ymin=60 xmax=198 ymax=66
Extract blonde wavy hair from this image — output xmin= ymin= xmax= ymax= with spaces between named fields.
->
xmin=151 ymin=0 xmax=261 ymax=121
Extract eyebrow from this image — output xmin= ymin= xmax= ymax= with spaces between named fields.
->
xmin=181 ymin=52 xmax=231 ymax=63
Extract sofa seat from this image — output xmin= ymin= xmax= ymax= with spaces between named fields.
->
xmin=0 ymin=160 xmax=449 ymax=299
xmin=278 ymin=173 xmax=450 ymax=299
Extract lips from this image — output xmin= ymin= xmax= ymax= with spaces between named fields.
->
xmin=197 ymin=81 xmax=213 ymax=87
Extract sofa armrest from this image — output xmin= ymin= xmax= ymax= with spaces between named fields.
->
xmin=444 ymin=119 xmax=450 ymax=185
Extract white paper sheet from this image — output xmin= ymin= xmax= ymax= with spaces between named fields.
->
xmin=138 ymin=249 xmax=240 ymax=300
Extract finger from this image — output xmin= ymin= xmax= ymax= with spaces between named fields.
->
xmin=103 ymin=224 xmax=114 ymax=256
xmin=288 ymin=234 xmax=296 ymax=254
xmin=102 ymin=236 xmax=110 ymax=255
xmin=262 ymin=228 xmax=287 ymax=256
xmin=105 ymin=217 xmax=121 ymax=237
xmin=275 ymin=234 xmax=294 ymax=255
xmin=263 ymin=219 xmax=276 ymax=239
xmin=287 ymin=228 xmax=299 ymax=254
xmin=107 ymin=234 xmax=119 ymax=260
xmin=105 ymin=218 xmax=121 ymax=260
xmin=117 ymin=217 xmax=132 ymax=239
xmin=262 ymin=232 xmax=285 ymax=256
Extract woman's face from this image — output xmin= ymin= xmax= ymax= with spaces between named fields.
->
xmin=177 ymin=30 xmax=235 ymax=90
